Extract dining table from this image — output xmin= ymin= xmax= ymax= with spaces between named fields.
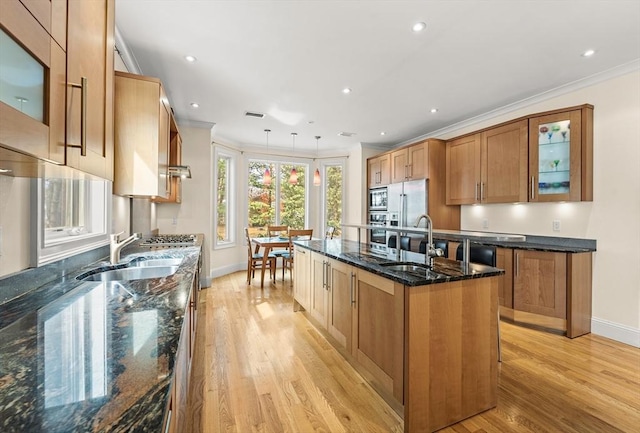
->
xmin=252 ymin=236 xmax=292 ymax=288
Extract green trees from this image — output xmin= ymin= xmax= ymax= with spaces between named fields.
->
xmin=325 ymin=166 xmax=342 ymax=237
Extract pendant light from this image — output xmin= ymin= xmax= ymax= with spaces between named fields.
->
xmin=263 ymin=129 xmax=272 ymax=186
xmin=289 ymin=132 xmax=298 ymax=184
xmin=313 ymin=135 xmax=321 ymax=186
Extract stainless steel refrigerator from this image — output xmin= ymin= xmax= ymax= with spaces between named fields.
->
xmin=386 ymin=179 xmax=428 ymax=249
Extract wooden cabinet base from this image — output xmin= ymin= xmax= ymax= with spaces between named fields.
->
xmin=404 ymin=277 xmax=498 ymax=432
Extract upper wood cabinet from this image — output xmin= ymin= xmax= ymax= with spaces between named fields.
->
xmin=0 ymin=0 xmax=114 ymax=179
xmin=529 ymin=106 xmax=593 ymax=202
xmin=446 ymin=120 xmax=528 ymax=205
xmin=368 ymin=153 xmax=390 ymax=187
xmin=114 ymin=71 xmax=172 ymax=198
xmin=153 ymin=115 xmax=183 ymax=203
xmin=390 ymin=140 xmax=428 ymax=183
xmin=0 ymin=0 xmax=66 ymax=165
xmin=446 ymin=105 xmax=593 ymax=205
xmin=65 ymin=0 xmax=115 ymax=180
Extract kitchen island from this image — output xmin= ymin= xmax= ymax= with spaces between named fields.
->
xmin=0 ymin=236 xmax=202 ymax=433
xmin=292 ymin=239 xmax=503 ymax=432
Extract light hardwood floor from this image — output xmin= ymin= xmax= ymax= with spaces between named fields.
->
xmin=187 ymin=271 xmax=640 ymax=433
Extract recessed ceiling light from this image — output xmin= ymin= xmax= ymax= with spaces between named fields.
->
xmin=430 ymin=108 xmax=438 ymax=113
xmin=412 ymin=22 xmax=426 ymax=32
xmin=342 ymin=87 xmax=352 ymax=94
xmin=380 ymin=132 xmax=386 ymax=136
xmin=185 ymin=55 xmax=197 ymax=62
xmin=582 ymin=49 xmax=595 ymax=57
xmin=190 ymin=102 xmax=199 ymax=108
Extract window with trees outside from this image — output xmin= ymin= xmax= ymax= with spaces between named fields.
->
xmin=215 ymin=150 xmax=235 ymax=247
xmin=323 ymin=163 xmax=343 ymax=238
xmin=248 ymin=160 xmax=307 ymax=237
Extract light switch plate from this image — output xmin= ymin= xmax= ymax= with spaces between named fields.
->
xmin=553 ymin=220 xmax=561 ymax=231
xmin=482 ymin=219 xmax=489 ymax=229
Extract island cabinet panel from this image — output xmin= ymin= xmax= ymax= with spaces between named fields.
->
xmin=404 ymin=277 xmax=498 ymax=432
xmin=327 ymin=259 xmax=354 ymax=351
xmin=293 ymin=246 xmax=311 ymax=311
xmin=514 ymin=250 xmax=567 ymax=319
xmin=353 ymin=270 xmax=404 ymax=402
xmin=496 ymin=247 xmax=514 ymax=308
xmin=309 ymin=252 xmax=329 ymax=325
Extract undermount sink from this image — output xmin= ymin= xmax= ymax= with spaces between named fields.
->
xmin=81 ymin=265 xmax=179 ymax=282
xmin=130 ymin=258 xmax=183 ymax=268
xmin=380 ymin=262 xmax=431 ymax=272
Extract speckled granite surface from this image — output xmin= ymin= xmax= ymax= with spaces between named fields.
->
xmin=0 ymin=239 xmax=202 ymax=433
xmin=294 ymin=239 xmax=504 ymax=286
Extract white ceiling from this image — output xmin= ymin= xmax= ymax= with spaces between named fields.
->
xmin=115 ymin=0 xmax=640 ymax=153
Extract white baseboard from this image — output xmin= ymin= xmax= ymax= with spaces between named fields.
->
xmin=591 ymin=317 xmax=640 ymax=348
xmin=210 ymin=263 xmax=245 ymax=279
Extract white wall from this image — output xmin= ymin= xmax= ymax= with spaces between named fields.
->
xmin=0 ymin=176 xmax=30 ymax=276
xmin=432 ymin=70 xmax=640 ymax=346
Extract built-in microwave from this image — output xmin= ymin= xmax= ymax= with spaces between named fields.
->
xmin=369 ymin=187 xmax=388 ymax=211
xmin=368 ymin=211 xmax=388 ymax=251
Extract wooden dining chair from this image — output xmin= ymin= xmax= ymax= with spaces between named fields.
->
xmin=245 ymin=228 xmax=276 ymax=284
xmin=282 ymin=229 xmax=313 ymax=280
xmin=267 ymin=225 xmax=289 ymax=275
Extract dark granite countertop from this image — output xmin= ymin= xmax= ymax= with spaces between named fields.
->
xmin=0 ymin=238 xmax=202 ymax=433
xmin=294 ymin=239 xmax=504 ymax=286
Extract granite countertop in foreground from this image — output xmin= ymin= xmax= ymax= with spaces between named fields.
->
xmin=294 ymin=239 xmax=504 ymax=286
xmin=0 ymin=242 xmax=201 ymax=433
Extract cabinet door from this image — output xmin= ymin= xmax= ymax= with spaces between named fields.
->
xmin=390 ymin=149 xmax=408 ymax=183
xmin=446 ymin=133 xmax=481 ymax=204
xmin=496 ymin=248 xmax=513 ymax=308
xmin=66 ymin=0 xmax=114 ymax=179
xmin=310 ymin=252 xmax=328 ymax=326
xmin=293 ymin=246 xmax=311 ymax=310
xmin=481 ymin=120 xmax=528 ymax=203
xmin=514 ymin=250 xmax=566 ymax=319
xmin=353 ymin=269 xmax=404 ymax=402
xmin=367 ymin=157 xmax=379 ymax=187
xmin=529 ymin=109 xmax=586 ymax=202
xmin=407 ymin=141 xmax=428 ymax=180
xmin=327 ymin=259 xmax=354 ymax=351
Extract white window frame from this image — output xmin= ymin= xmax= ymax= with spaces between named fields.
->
xmin=31 ymin=177 xmax=111 ymax=267
xmin=320 ymin=158 xmax=346 ymax=236
xmin=213 ymin=146 xmax=237 ymax=249
xmin=246 ymin=155 xmax=310 ymax=229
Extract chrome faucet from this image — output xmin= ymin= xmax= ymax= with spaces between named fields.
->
xmin=110 ymin=231 xmax=142 ymax=264
xmin=414 ymin=214 xmax=443 ymax=267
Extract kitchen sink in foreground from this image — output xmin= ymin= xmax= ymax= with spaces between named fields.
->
xmin=379 ymin=262 xmax=431 ymax=272
xmin=81 ymin=265 xmax=179 ymax=282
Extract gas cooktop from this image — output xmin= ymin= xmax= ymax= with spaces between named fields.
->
xmin=139 ymin=234 xmax=197 ymax=247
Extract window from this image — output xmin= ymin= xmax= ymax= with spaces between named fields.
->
xmin=322 ymin=162 xmax=344 ymax=238
xmin=33 ymin=175 xmax=110 ymax=266
xmin=214 ymin=149 xmax=236 ymax=248
xmin=247 ymin=159 xmax=308 ymax=237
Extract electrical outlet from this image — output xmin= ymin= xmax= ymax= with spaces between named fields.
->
xmin=482 ymin=219 xmax=489 ymax=229
xmin=172 ymin=217 xmax=177 ymax=226
xmin=553 ymin=220 xmax=561 ymax=232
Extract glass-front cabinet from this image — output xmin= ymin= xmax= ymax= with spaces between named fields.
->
xmin=529 ymin=105 xmax=593 ymax=202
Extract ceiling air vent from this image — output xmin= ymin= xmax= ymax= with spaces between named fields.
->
xmin=338 ymin=131 xmax=356 ymax=137
xmin=245 ymin=111 xmax=265 ymax=119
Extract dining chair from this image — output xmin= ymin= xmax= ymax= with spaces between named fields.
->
xmin=282 ymin=229 xmax=313 ymax=280
xmin=267 ymin=225 xmax=289 ymax=273
xmin=245 ymin=228 xmax=276 ymax=284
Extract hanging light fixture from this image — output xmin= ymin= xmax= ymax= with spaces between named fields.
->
xmin=313 ymin=135 xmax=321 ymax=186
xmin=263 ymin=129 xmax=272 ymax=186
xmin=289 ymin=132 xmax=298 ymax=184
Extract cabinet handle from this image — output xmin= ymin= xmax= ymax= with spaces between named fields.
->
xmin=68 ymin=77 xmax=88 ymax=156
xmin=350 ymin=272 xmax=356 ymax=306
xmin=408 ymin=164 xmax=413 ymax=179
xmin=326 ymin=262 xmax=331 ymax=290
xmin=515 ymin=253 xmax=519 ymax=276
xmin=481 ymin=182 xmax=485 ymax=200
xmin=322 ymin=261 xmax=326 ymax=288
xmin=475 ymin=182 xmax=479 ymax=201
xmin=531 ymin=176 xmax=535 ymax=200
